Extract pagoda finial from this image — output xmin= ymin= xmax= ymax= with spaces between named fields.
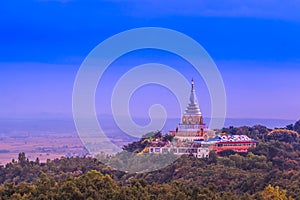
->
xmin=191 ymin=78 xmax=194 ymax=90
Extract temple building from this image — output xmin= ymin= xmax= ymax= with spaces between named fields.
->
xmin=169 ymin=79 xmax=216 ymax=141
xmin=149 ymin=79 xmax=257 ymax=158
xmin=208 ymin=135 xmax=257 ymax=154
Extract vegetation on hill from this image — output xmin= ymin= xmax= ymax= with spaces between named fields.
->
xmin=267 ymin=129 xmax=299 ymax=143
xmin=1 ymin=120 xmax=300 ymax=199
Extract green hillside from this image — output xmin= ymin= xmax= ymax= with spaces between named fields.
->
xmin=1 ymin=120 xmax=300 ymax=200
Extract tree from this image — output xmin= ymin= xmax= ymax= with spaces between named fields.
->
xmin=58 ymin=179 xmax=83 ymax=200
xmin=261 ymin=185 xmax=293 ymax=200
xmin=35 ymin=172 xmax=57 ymax=199
xmin=286 ymin=124 xmax=294 ymax=131
xmin=18 ymin=153 xmax=28 ymax=167
xmin=267 ymin=129 xmax=299 ymax=143
xmin=207 ymin=151 xmax=217 ymax=164
xmin=294 ymin=120 xmax=300 ymax=134
xmin=35 ymin=158 xmax=40 ymax=165
xmin=218 ymin=149 xmax=236 ymax=157
xmin=76 ymin=170 xmax=119 ymax=200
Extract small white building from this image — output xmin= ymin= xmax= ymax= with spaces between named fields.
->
xmin=149 ymin=146 xmax=210 ymax=158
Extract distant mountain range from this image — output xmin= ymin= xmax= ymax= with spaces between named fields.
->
xmin=0 ymin=116 xmax=295 ymax=135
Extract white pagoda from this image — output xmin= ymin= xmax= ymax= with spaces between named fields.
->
xmin=171 ymin=79 xmax=215 ymax=142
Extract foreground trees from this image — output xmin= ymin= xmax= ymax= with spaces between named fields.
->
xmin=1 ymin=144 xmax=299 ymax=200
xmin=0 ymin=171 xmax=295 ymax=200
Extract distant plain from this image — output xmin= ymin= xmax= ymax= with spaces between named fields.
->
xmin=0 ymin=117 xmax=295 ymax=165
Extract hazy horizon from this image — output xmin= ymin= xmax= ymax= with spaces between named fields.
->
xmin=0 ymin=116 xmax=296 ymax=131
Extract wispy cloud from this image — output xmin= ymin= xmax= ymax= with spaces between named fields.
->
xmin=107 ymin=0 xmax=300 ymax=21
xmin=38 ymin=0 xmax=72 ymax=3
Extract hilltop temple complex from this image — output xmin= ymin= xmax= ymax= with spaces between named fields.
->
xmin=149 ymin=79 xmax=257 ymax=158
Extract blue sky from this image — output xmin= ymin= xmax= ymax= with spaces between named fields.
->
xmin=1 ymin=0 xmax=300 ymax=121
